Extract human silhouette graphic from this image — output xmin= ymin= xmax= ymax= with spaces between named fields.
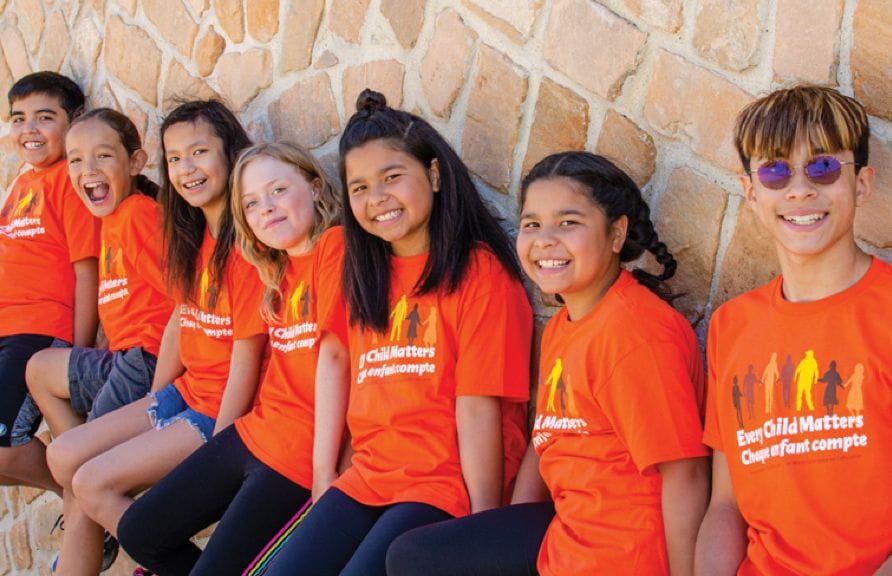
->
xmin=843 ymin=363 xmax=865 ymax=416
xmin=421 ymin=306 xmax=438 ymax=346
xmin=732 ymin=375 xmax=744 ymax=428
xmin=544 ymin=358 xmax=563 ymax=413
xmin=743 ymin=364 xmax=757 ymax=420
xmin=563 ymin=373 xmax=580 ymax=417
xmin=389 ymin=294 xmax=408 ymax=342
xmin=405 ymin=303 xmax=421 ymax=346
xmin=781 ymin=354 xmax=795 ymax=408
xmin=300 ymin=286 xmax=311 ymax=320
xmin=761 ymin=352 xmax=780 ymax=415
xmin=290 ymin=281 xmax=304 ymax=322
xmin=794 ymin=350 xmax=819 ymax=411
xmin=819 ymin=360 xmax=844 ymax=416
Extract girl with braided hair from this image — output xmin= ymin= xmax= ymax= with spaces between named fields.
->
xmin=387 ymin=151 xmax=709 ymax=576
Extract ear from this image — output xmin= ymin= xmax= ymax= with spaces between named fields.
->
xmin=129 ymin=149 xmax=148 ymax=175
xmin=740 ymin=173 xmax=757 ymax=206
xmin=310 ymin=176 xmax=323 ymax=201
xmin=610 ymin=215 xmax=628 ymax=253
xmin=854 ymin=165 xmax=875 ymax=207
xmin=429 ymin=158 xmax=441 ymax=193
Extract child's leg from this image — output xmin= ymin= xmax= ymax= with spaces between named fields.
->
xmin=190 ymin=430 xmax=312 ymax=575
xmin=25 ymin=347 xmax=82 ymax=435
xmin=263 ymin=488 xmax=380 ymax=576
xmin=386 ymin=502 xmax=555 ymax=576
xmin=340 ymin=502 xmax=451 ymax=576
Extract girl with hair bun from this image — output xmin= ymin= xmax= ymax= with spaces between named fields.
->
xmin=387 ymin=151 xmax=710 ymax=576
xmin=256 ymin=89 xmax=533 ymax=576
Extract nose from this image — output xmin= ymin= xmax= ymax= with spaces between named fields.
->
xmin=533 ymin=225 xmax=558 ymax=248
xmin=260 ymin=194 xmax=275 ymax=213
xmin=369 ymin=182 xmax=388 ymax=205
xmin=785 ymin=170 xmax=817 ymax=201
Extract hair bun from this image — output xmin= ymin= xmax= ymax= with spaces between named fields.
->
xmin=356 ymin=89 xmax=387 ymax=113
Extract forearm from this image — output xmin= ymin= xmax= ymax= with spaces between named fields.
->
xmin=151 ymin=307 xmax=185 ymax=392
xmin=72 ymin=258 xmax=99 ymax=347
xmin=312 ymin=333 xmax=350 ymax=500
xmin=456 ymin=395 xmax=503 ymax=513
xmin=660 ymin=457 xmax=710 ymax=576
xmin=510 ymin=442 xmax=549 ymax=504
xmin=695 ymin=452 xmax=748 ymax=576
xmin=213 ymin=334 xmax=267 ymax=434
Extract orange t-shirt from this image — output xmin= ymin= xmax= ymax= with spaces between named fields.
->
xmin=173 ymin=231 xmax=266 ymax=419
xmin=97 ymin=194 xmax=174 ymax=356
xmin=703 ymin=257 xmax=892 ymax=576
xmin=335 ymin=247 xmax=532 ymax=518
xmin=0 ymin=160 xmax=101 ymax=341
xmin=235 ymin=227 xmax=347 ymax=488
xmin=532 ymin=270 xmax=707 ymax=576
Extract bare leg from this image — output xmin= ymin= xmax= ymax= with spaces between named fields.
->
xmin=55 ymin=488 xmax=105 ymax=576
xmin=26 ymin=348 xmax=83 ymax=436
xmin=0 ymin=440 xmax=61 ymax=494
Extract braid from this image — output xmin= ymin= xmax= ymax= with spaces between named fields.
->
xmin=625 ymin=198 xmax=676 ymax=301
xmin=135 ymin=174 xmax=160 ymax=199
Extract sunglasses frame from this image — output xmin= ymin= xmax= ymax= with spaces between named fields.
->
xmin=746 ymin=156 xmax=859 ymax=190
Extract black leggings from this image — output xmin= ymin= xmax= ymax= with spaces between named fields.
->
xmin=386 ymin=501 xmax=555 ymax=576
xmin=117 ymin=425 xmax=311 ymax=576
xmin=262 ymin=487 xmax=451 ymax=576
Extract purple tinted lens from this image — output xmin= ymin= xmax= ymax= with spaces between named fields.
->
xmin=757 ymin=161 xmax=792 ymax=189
xmin=805 ymin=156 xmax=843 ymax=184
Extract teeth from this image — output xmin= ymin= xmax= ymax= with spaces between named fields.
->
xmin=538 ymin=259 xmax=569 ymax=269
xmin=183 ymin=179 xmax=206 ymax=190
xmin=783 ymin=213 xmax=825 ymax=225
xmin=23 ymin=142 xmax=44 ymax=150
xmin=84 ymin=182 xmax=102 ymax=189
xmin=374 ymin=209 xmax=401 ymax=222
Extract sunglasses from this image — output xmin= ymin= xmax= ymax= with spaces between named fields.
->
xmin=748 ymin=156 xmax=858 ymax=190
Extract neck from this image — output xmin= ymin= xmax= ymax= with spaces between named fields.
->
xmin=563 ymin=265 xmax=622 ymax=321
xmin=777 ymin=239 xmax=871 ymax=302
xmin=203 ymin=201 xmax=224 ymax=239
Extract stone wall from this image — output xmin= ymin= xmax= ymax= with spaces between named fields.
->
xmin=1 ymin=0 xmax=890 ymax=573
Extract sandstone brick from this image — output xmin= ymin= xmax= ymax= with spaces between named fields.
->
xmin=10 ymin=519 xmax=31 ymax=570
xmin=596 ymin=109 xmax=657 ymax=188
xmin=315 ymin=50 xmax=338 ymax=69
xmin=247 ymin=0 xmax=279 ymax=42
xmin=855 ymin=136 xmax=892 ymax=249
xmin=693 ymin=0 xmax=760 ymax=72
xmin=656 ymin=167 xmax=728 ymax=325
xmin=329 ymin=0 xmax=371 ymax=43
xmin=463 ymin=0 xmax=543 ymax=42
xmin=715 ymin=198 xmax=781 ymax=307
xmin=38 ymin=9 xmax=70 ymax=72
xmin=188 ymin=0 xmax=209 ymax=17
xmin=216 ymin=48 xmax=272 ymax=110
xmin=621 ymin=0 xmax=683 ymax=32
xmin=144 ymin=0 xmax=199 ymax=59
xmin=104 ymin=16 xmax=162 ymax=106
xmin=20 ymin=487 xmax=42 ymax=505
xmin=114 ymin=0 xmax=136 ymax=16
xmin=124 ymin=101 xmax=149 ymax=139
xmin=644 ymin=50 xmax=753 ymax=172
xmin=522 ymin=79 xmax=588 ymax=176
xmin=421 ymin=9 xmax=477 ymax=118
xmin=342 ymin=60 xmax=404 ymax=114
xmin=280 ymin=0 xmax=324 ymax=73
xmin=0 ymin=16 xmax=33 ymax=79
xmin=852 ymin=0 xmax=892 ymax=120
xmin=5 ymin=487 xmax=20 ymax=516
xmin=90 ymin=81 xmax=122 ymax=111
xmin=544 ymin=0 xmax=646 ymax=100
xmin=214 ymin=0 xmax=245 ymax=43
xmin=32 ymin=499 xmax=63 ymax=552
xmin=773 ymin=0 xmax=842 ymax=84
xmin=0 ymin=54 xmax=12 ymax=121
xmin=163 ymin=59 xmax=221 ymax=114
xmin=380 ymin=0 xmax=425 ymax=48
xmin=269 ymin=74 xmax=340 ymax=149
xmin=0 ymin=488 xmax=8 ymax=518
xmin=463 ymin=45 xmax=528 ymax=192
xmin=70 ymin=15 xmax=103 ymax=85
xmin=194 ymin=26 xmax=226 ymax=77
xmin=16 ymin=0 xmax=44 ymax=54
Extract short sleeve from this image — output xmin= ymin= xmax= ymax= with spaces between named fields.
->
xmin=597 ymin=339 xmax=708 ymax=474
xmin=454 ymin=255 xmax=532 ymax=401
xmin=128 ymin=199 xmax=169 ymax=298
xmin=229 ymin=250 xmax=267 ymax=339
xmin=702 ymin=314 xmax=724 ymax=451
xmin=313 ymin=227 xmax=348 ymax=347
xmin=60 ymin=175 xmax=101 ymax=263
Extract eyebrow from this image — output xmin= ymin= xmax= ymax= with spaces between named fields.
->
xmin=347 ymin=162 xmax=407 ymax=187
xmin=11 ymin=108 xmax=58 ymax=116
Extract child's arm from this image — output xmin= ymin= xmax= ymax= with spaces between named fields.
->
xmin=510 ymin=442 xmax=550 ymax=504
xmin=212 ymin=333 xmax=267 ymax=434
xmin=875 ymin=556 xmax=892 ymax=575
xmin=151 ymin=307 xmax=185 ymax=392
xmin=694 ymin=451 xmax=748 ymax=575
xmin=456 ymin=395 xmax=503 ymax=513
xmin=659 ymin=456 xmax=710 ymax=576
xmin=312 ymin=332 xmax=350 ymax=501
xmin=72 ymin=258 xmax=99 ymax=347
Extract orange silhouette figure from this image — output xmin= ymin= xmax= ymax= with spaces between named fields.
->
xmin=113 ymin=248 xmax=126 ymax=277
xmin=843 ymin=363 xmax=865 ymax=416
xmin=564 ymin=373 xmax=579 ymax=417
xmin=14 ymin=189 xmax=35 ymax=217
xmin=761 ymin=352 xmax=780 ymax=415
xmin=421 ymin=307 xmax=438 ymax=346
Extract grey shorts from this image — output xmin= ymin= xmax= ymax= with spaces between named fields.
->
xmin=147 ymin=384 xmax=215 ymax=443
xmin=68 ymin=346 xmax=157 ymax=421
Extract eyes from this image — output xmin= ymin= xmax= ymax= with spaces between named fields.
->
xmin=167 ymin=147 xmax=208 ymax=165
xmin=11 ymin=113 xmax=57 ymax=125
xmin=348 ymin=172 xmax=403 ymax=195
xmin=67 ymin=152 xmax=116 ymax=166
xmin=243 ymin=186 xmax=288 ymax=211
xmin=520 ymin=219 xmax=580 ymax=230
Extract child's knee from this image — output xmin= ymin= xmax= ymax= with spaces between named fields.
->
xmin=71 ymin=458 xmax=106 ymax=502
xmin=46 ymin=433 xmax=81 ymax=486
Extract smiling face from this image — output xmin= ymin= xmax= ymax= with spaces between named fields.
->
xmin=163 ymin=118 xmax=230 ymax=224
xmin=742 ymin=140 xmax=874 ymax=266
xmin=240 ymin=155 xmax=319 ymax=256
xmin=517 ymin=177 xmax=627 ymax=320
xmin=65 ymin=118 xmax=145 ymax=218
xmin=345 ymin=139 xmax=438 ymax=257
xmin=9 ymin=92 xmax=70 ymax=171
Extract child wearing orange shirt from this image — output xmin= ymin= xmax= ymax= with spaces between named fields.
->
xmin=387 ymin=152 xmax=710 ymax=576
xmin=0 ymin=71 xmax=100 ymax=493
xmin=45 ymin=100 xmax=266 ymax=574
xmin=696 ymin=85 xmax=892 ymax=575
xmin=26 ymin=108 xmax=174 ymax=446
xmin=257 ymin=89 xmax=533 ymax=576
xmin=115 ymin=141 xmax=347 ymax=575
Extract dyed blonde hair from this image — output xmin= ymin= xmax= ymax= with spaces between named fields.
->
xmin=734 ymin=84 xmax=870 ymax=173
xmin=231 ymin=141 xmax=341 ymax=323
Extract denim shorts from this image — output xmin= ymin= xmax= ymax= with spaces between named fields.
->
xmin=1 ymin=334 xmax=64 ymax=447
xmin=147 ymin=384 xmax=215 ymax=443
xmin=68 ymin=346 xmax=157 ymax=422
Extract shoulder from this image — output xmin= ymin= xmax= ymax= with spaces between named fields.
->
xmin=315 ymin=225 xmax=346 ymax=259
xmin=709 ymin=277 xmax=778 ymax=331
xmin=464 ymin=244 xmax=521 ymax=290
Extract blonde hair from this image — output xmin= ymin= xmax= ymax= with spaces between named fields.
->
xmin=231 ymin=141 xmax=341 ymax=323
xmin=734 ymin=84 xmax=870 ymax=173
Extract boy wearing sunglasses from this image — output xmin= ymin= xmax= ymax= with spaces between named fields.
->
xmin=695 ymin=84 xmax=891 ymax=575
